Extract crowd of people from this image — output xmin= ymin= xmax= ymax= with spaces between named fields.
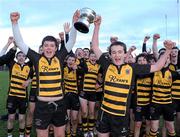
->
xmin=0 ymin=10 xmax=180 ymax=137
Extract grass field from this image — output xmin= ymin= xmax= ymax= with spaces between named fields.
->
xmin=0 ymin=71 xmax=36 ymax=137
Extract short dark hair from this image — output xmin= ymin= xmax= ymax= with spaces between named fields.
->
xmin=16 ymin=51 xmax=26 ymax=59
xmin=147 ymin=54 xmax=157 ymax=63
xmin=66 ymin=53 xmax=76 ymax=62
xmin=158 ymin=48 xmax=166 ymax=54
xmin=42 ymin=36 xmax=58 ymax=47
xmin=109 ymin=41 xmax=127 ymax=55
xmin=89 ymin=50 xmax=95 ymax=56
xmin=172 ymin=46 xmax=179 ymax=50
xmin=83 ymin=48 xmax=90 ymax=51
xmin=135 ymin=53 xmax=148 ymax=63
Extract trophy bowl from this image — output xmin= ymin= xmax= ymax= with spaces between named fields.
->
xmin=74 ymin=8 xmax=96 ymax=33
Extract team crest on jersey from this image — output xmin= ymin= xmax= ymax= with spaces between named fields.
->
xmin=125 ymin=69 xmax=130 ymax=75
xmin=26 ymin=69 xmax=29 ymax=73
xmin=53 ymin=58 xmax=58 ymax=64
xmin=168 ymin=75 xmax=172 ymax=80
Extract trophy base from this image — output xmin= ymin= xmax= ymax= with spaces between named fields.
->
xmin=74 ymin=22 xmax=89 ymax=33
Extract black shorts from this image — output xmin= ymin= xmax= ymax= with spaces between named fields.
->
xmin=79 ymin=91 xmax=96 ymax=102
xmin=29 ymin=88 xmax=37 ymax=102
xmin=150 ymin=103 xmax=176 ymax=121
xmin=64 ymin=92 xmax=80 ymax=111
xmin=96 ymin=109 xmax=129 ymax=137
xmin=96 ymin=92 xmax=103 ymax=102
xmin=34 ymin=99 xmax=68 ymax=129
xmin=173 ymin=99 xmax=180 ymax=112
xmin=134 ymin=105 xmax=150 ymax=121
xmin=6 ymin=96 xmax=27 ymax=114
xmin=130 ymin=93 xmax=135 ymax=109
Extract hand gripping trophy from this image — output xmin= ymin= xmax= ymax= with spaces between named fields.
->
xmin=74 ymin=7 xmax=96 ymax=33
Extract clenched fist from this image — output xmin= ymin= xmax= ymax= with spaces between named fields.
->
xmin=153 ymin=34 xmax=160 ymax=40
xmin=10 ymin=12 xmax=20 ymax=24
xmin=164 ymin=40 xmax=174 ymax=50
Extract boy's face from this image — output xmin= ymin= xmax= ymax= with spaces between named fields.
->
xmin=83 ymin=49 xmax=89 ymax=59
xmin=42 ymin=41 xmax=57 ymax=59
xmin=75 ymin=49 xmax=84 ymax=59
xmin=171 ymin=48 xmax=178 ymax=59
xmin=17 ymin=52 xmax=26 ymax=64
xmin=89 ymin=53 xmax=97 ymax=64
xmin=110 ymin=45 xmax=125 ymax=66
xmin=67 ymin=57 xmax=75 ymax=68
xmin=137 ymin=56 xmax=147 ymax=65
xmin=149 ymin=59 xmax=156 ymax=65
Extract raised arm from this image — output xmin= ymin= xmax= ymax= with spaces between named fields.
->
xmin=65 ymin=10 xmax=79 ymax=53
xmin=150 ymin=40 xmax=173 ymax=72
xmin=0 ymin=45 xmax=17 ymax=66
xmin=64 ymin=22 xmax=70 ymax=43
xmin=0 ymin=36 xmax=15 ymax=56
xmin=152 ymin=33 xmax=160 ymax=60
xmin=142 ymin=35 xmax=150 ymax=53
xmin=10 ymin=12 xmax=29 ymax=55
xmin=91 ymin=15 xmax=103 ymax=60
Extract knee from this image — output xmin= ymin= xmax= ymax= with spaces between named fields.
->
xmin=165 ymin=122 xmax=175 ymax=133
xmin=19 ymin=117 xmax=25 ymax=124
xmin=135 ymin=122 xmax=142 ymax=129
xmin=81 ymin=111 xmax=87 ymax=117
xmin=29 ymin=108 xmax=34 ymax=116
xmin=88 ymin=111 xmax=94 ymax=118
xmin=71 ymin=118 xmax=78 ymax=125
xmin=8 ymin=116 xmax=15 ymax=123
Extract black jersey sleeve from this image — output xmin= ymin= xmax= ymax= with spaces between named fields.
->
xmin=131 ymin=63 xmax=151 ymax=76
xmin=0 ymin=48 xmax=16 ymax=66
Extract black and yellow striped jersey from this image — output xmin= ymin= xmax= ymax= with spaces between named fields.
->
xmin=27 ymin=47 xmax=68 ymax=98
xmin=102 ymin=64 xmax=133 ymax=116
xmin=31 ymin=67 xmax=37 ymax=90
xmin=31 ymin=72 xmax=37 ymax=89
xmin=75 ymin=58 xmax=87 ymax=92
xmin=38 ymin=56 xmax=62 ymax=97
xmin=136 ymin=76 xmax=152 ymax=106
xmin=64 ymin=66 xmax=78 ymax=94
xmin=8 ymin=62 xmax=31 ymax=98
xmin=83 ymin=61 xmax=100 ymax=92
xmin=98 ymin=54 xmax=151 ymax=116
xmin=152 ymin=68 xmax=173 ymax=104
xmin=169 ymin=64 xmax=180 ymax=100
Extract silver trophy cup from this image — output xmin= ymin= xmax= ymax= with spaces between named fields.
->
xmin=74 ymin=8 xmax=96 ymax=33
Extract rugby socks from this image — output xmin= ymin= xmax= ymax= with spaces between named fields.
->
xmin=88 ymin=118 xmax=95 ymax=131
xmin=25 ymin=125 xmax=32 ymax=135
xmin=82 ymin=117 xmax=88 ymax=133
xmin=19 ymin=128 xmax=25 ymax=137
xmin=129 ymin=130 xmax=134 ymax=137
xmin=149 ymin=128 xmax=158 ymax=137
xmin=78 ymin=122 xmax=82 ymax=131
xmin=7 ymin=128 xmax=13 ymax=137
xmin=72 ymin=131 xmax=77 ymax=137
xmin=49 ymin=127 xmax=54 ymax=137
xmin=168 ymin=131 xmax=176 ymax=137
xmin=66 ymin=131 xmax=71 ymax=137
